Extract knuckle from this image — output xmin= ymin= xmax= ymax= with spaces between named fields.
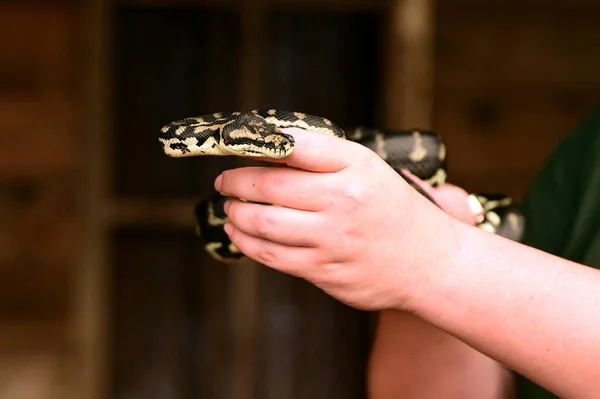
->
xmin=341 ymin=180 xmax=371 ymax=206
xmin=311 ymin=251 xmax=331 ymax=269
xmin=255 ymin=245 xmax=278 ymax=266
xmin=224 ymin=199 xmax=240 ymax=223
xmin=226 ymin=224 xmax=238 ymax=241
xmin=320 ymin=238 xmax=353 ymax=263
xmin=252 ymin=208 xmax=276 ymax=237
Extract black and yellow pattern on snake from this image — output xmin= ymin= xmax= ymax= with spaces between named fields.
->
xmin=159 ymin=109 xmax=525 ymax=263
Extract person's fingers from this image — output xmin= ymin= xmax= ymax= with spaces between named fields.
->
xmin=224 ymin=222 xmax=317 ymax=276
xmin=215 ymin=165 xmax=332 ymax=211
xmin=270 ymin=128 xmax=359 ymax=173
xmin=225 ymin=198 xmax=324 ymax=247
xmin=435 ymin=185 xmax=481 ymax=225
xmin=399 ymin=169 xmax=438 ymax=198
xmin=400 ymin=169 xmax=480 ymax=225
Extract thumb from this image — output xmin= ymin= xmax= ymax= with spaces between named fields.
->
xmin=267 ymin=128 xmax=357 ymax=173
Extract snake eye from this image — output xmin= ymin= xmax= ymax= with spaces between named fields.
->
xmin=256 ymin=137 xmax=265 ymax=144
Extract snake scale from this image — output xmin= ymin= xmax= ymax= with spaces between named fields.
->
xmin=159 ymin=109 xmax=525 ymax=263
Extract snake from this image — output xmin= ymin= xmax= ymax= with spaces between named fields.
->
xmin=159 ymin=109 xmax=525 ymax=263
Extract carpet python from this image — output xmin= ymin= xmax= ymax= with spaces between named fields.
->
xmin=159 ymin=109 xmax=525 ymax=263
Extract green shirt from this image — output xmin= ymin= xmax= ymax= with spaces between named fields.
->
xmin=515 ymin=108 xmax=600 ymax=397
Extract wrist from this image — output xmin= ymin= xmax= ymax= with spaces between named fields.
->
xmin=397 ymin=212 xmax=474 ymax=315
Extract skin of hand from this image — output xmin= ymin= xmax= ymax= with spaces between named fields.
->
xmin=214 ymin=127 xmax=462 ymax=312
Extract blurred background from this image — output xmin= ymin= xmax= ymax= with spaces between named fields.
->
xmin=0 ymin=0 xmax=599 ymax=398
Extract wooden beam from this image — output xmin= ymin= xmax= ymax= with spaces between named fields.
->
xmin=108 ymin=199 xmax=197 ymax=228
xmin=228 ymin=3 xmax=264 ymax=399
xmin=238 ymin=1 xmax=264 ymax=110
xmin=266 ymin=0 xmax=391 ymax=11
xmin=0 ymin=322 xmax=67 ymax=355
xmin=382 ymin=0 xmax=436 ymax=129
xmin=72 ymin=0 xmax=112 ymax=398
xmin=117 ymin=0 xmax=391 ymax=12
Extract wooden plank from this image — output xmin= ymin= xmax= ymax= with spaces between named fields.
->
xmin=108 ymin=198 xmax=197 ymax=228
xmin=0 ymin=322 xmax=67 ymax=355
xmin=439 ymin=0 xmax=600 ymax=8
xmin=0 ymin=173 xmax=78 ymax=321
xmin=0 ymin=4 xmax=79 ymax=397
xmin=433 ymin=3 xmax=600 ymax=200
xmin=266 ymin=0 xmax=391 ymax=11
xmin=230 ymin=2 xmax=263 ymax=399
xmin=238 ymin=2 xmax=264 ymax=110
xmin=0 ymin=97 xmax=78 ymax=177
xmin=435 ymin=6 xmax=600 ymax=91
xmin=118 ymin=0 xmax=239 ymax=7
xmin=0 ymin=3 xmax=79 ymax=176
xmin=381 ymin=0 xmax=436 ymax=129
xmin=0 ymin=3 xmax=75 ymax=93
xmin=0 ymin=260 xmax=70 ymax=322
xmin=72 ymin=0 xmax=111 ymax=398
xmin=110 ymin=228 xmax=201 ymax=398
xmin=434 ymin=87 xmax=599 ymax=200
xmin=117 ymin=0 xmax=391 ymax=11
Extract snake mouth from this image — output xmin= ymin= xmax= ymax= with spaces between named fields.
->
xmin=228 ymin=144 xmax=293 ymax=158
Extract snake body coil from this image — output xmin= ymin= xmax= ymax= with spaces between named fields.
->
xmin=160 ymin=109 xmax=525 ymax=263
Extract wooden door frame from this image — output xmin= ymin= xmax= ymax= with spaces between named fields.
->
xmin=74 ymin=0 xmax=436 ymax=398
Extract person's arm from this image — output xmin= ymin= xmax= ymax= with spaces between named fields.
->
xmin=368 ymin=310 xmax=514 ymax=399
xmin=409 ymin=221 xmax=600 ymax=399
xmin=215 ymin=128 xmax=600 ymax=398
xmin=368 ymin=179 xmax=514 ymax=399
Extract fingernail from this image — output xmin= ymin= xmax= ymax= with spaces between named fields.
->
xmin=467 ymin=194 xmax=485 ymax=223
xmin=214 ymin=173 xmax=223 ymax=192
xmin=223 ymin=199 xmax=231 ymax=214
xmin=224 ymin=223 xmax=233 ymax=235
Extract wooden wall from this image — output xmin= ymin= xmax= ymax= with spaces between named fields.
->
xmin=0 ymin=0 xmax=598 ymax=398
xmin=0 ymin=2 xmax=80 ymax=398
xmin=434 ymin=1 xmax=600 ymax=200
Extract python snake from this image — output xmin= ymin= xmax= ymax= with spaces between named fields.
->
xmin=159 ymin=109 xmax=525 ymax=263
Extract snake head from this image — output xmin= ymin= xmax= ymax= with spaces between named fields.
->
xmin=221 ymin=112 xmax=295 ymax=158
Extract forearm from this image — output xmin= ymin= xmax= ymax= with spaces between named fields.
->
xmin=411 ymin=221 xmax=600 ymax=398
xmin=368 ymin=310 xmax=513 ymax=399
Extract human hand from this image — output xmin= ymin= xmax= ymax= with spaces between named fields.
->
xmin=214 ymin=128 xmax=468 ymax=312
xmin=400 ymin=170 xmax=483 ymax=227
